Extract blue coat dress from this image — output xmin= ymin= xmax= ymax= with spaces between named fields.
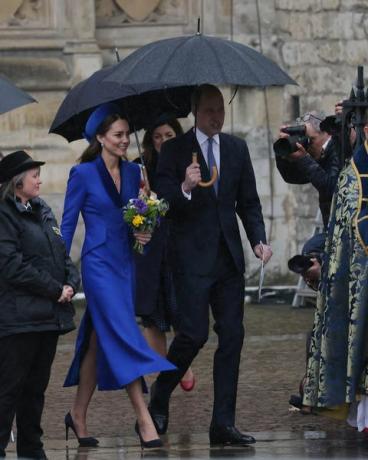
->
xmin=61 ymin=155 xmax=175 ymax=390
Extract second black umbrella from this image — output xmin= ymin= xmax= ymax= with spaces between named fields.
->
xmin=49 ymin=65 xmax=194 ymax=142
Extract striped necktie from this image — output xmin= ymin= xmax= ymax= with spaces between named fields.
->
xmin=207 ymin=137 xmax=218 ymax=195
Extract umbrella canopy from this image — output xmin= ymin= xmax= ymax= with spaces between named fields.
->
xmin=49 ymin=65 xmax=194 ymax=142
xmin=0 ymin=75 xmax=36 ymax=115
xmin=103 ymin=33 xmax=296 ymax=88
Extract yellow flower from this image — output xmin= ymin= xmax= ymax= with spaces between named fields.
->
xmin=132 ymin=215 xmax=145 ymax=227
xmin=147 ymin=199 xmax=157 ymax=206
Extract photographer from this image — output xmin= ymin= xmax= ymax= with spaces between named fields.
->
xmin=280 ymin=111 xmax=344 ymax=412
xmin=288 ymin=232 xmax=324 ymax=292
xmin=282 ymin=106 xmax=356 ymax=290
xmin=274 ymin=111 xmax=341 ymax=228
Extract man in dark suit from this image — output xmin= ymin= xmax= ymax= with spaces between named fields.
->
xmin=149 ymin=84 xmax=272 ymax=446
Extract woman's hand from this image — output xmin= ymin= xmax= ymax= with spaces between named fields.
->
xmin=58 ymin=285 xmax=74 ymax=303
xmin=133 ymin=231 xmax=152 ymax=246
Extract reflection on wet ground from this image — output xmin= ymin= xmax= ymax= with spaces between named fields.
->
xmin=8 ymin=430 xmax=368 ymax=459
xmin=7 ymin=304 xmax=368 ymax=459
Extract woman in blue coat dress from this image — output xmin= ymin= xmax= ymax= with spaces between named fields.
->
xmin=61 ymin=103 xmax=175 ymax=448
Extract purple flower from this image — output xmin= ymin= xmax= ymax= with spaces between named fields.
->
xmin=132 ymin=198 xmax=148 ymax=214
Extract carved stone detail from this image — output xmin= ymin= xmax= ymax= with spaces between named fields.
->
xmin=96 ymin=0 xmax=186 ymax=26
xmin=0 ymin=0 xmax=23 ymax=25
xmin=114 ymin=0 xmax=160 ymax=21
xmin=0 ymin=0 xmax=53 ymax=29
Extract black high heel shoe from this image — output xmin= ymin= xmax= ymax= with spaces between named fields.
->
xmin=134 ymin=421 xmax=163 ymax=449
xmin=64 ymin=412 xmax=99 ymax=447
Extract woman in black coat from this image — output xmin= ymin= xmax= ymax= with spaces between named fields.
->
xmin=134 ymin=115 xmax=195 ymax=391
xmin=0 ymin=151 xmax=80 ymax=460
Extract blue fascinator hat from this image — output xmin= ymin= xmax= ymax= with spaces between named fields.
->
xmin=83 ymin=103 xmax=122 ymax=143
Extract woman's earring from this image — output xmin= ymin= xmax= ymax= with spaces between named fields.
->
xmin=101 ymin=142 xmax=104 ymax=148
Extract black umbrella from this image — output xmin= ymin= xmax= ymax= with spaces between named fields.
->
xmin=49 ymin=65 xmax=194 ymax=142
xmin=0 ymin=75 xmax=36 ymax=115
xmin=102 ymin=31 xmax=296 ymax=187
xmin=103 ymin=32 xmax=296 ymax=88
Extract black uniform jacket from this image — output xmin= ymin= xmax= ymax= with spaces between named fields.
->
xmin=0 ymin=196 xmax=80 ymax=338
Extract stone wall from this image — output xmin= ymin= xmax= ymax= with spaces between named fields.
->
xmin=230 ymin=0 xmax=368 ymax=282
xmin=0 ymin=0 xmax=367 ymax=282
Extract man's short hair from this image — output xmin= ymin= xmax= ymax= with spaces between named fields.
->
xmin=300 ymin=111 xmax=326 ymax=133
xmin=191 ymin=84 xmax=222 ymax=114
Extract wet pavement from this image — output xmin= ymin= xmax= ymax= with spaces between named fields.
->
xmin=6 ymin=430 xmax=368 ymax=460
xmin=6 ymin=303 xmax=368 ymax=459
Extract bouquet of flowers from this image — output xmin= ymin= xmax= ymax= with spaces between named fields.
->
xmin=123 ymin=193 xmax=169 ymax=254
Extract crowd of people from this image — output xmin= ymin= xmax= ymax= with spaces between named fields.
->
xmin=0 ymin=84 xmax=271 ymax=459
xmin=276 ymin=100 xmax=368 ymax=432
xmin=0 ymin=81 xmax=367 ymax=459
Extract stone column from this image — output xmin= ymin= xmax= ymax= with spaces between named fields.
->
xmin=63 ymin=0 xmax=102 ymax=83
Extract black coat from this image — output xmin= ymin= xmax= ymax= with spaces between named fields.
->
xmin=133 ymin=152 xmax=171 ymax=317
xmin=0 ymin=196 xmax=80 ymax=338
xmin=156 ymin=130 xmax=266 ymax=276
xmin=275 ymin=137 xmax=341 ymax=228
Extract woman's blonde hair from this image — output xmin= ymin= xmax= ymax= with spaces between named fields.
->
xmin=0 ymin=170 xmax=28 ymax=201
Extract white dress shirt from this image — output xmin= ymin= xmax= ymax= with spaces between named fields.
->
xmin=320 ymin=136 xmax=331 ymax=159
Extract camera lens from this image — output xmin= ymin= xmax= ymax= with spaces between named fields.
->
xmin=273 ymin=137 xmax=298 ymax=157
xmin=273 ymin=135 xmax=310 ymax=158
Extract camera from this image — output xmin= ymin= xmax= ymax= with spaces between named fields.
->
xmin=273 ymin=125 xmax=311 ymax=158
xmin=287 ymin=255 xmax=314 ymax=274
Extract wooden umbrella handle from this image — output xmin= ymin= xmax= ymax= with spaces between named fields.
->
xmin=192 ymin=152 xmax=218 ymax=188
xmin=141 ymin=165 xmax=151 ymax=196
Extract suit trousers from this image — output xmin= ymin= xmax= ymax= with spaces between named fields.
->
xmin=0 ymin=331 xmax=58 ymax=457
xmin=152 ymin=238 xmax=245 ymax=427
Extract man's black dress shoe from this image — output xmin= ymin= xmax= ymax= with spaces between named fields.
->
xmin=149 ymin=381 xmax=169 ymax=435
xmin=148 ymin=407 xmax=169 ymax=435
xmin=289 ymin=394 xmax=303 ymax=409
xmin=17 ymin=449 xmax=48 ymax=459
xmin=209 ymin=425 xmax=256 ymax=446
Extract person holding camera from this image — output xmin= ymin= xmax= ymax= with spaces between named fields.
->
xmin=285 ymin=105 xmax=364 ymax=414
xmin=302 ymin=114 xmax=368 ymax=429
xmin=287 ymin=232 xmax=324 ymax=292
xmin=282 ymin=106 xmax=358 ymax=291
xmin=275 ymin=112 xmax=341 ymax=412
xmin=274 ymin=111 xmax=341 ymax=228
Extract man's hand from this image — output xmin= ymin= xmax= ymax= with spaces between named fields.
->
xmin=182 ymin=163 xmax=202 ymax=193
xmin=278 ymin=126 xmax=308 ymax=161
xmin=133 ymin=231 xmax=152 ymax=246
xmin=58 ymin=285 xmax=74 ymax=303
xmin=253 ymin=243 xmax=272 ymax=264
xmin=304 ymin=258 xmax=321 ymax=284
xmin=291 ymin=142 xmax=308 ymax=159
xmin=335 ymin=100 xmax=343 ymax=115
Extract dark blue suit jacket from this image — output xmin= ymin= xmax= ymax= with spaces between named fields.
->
xmin=156 ymin=129 xmax=266 ymax=276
